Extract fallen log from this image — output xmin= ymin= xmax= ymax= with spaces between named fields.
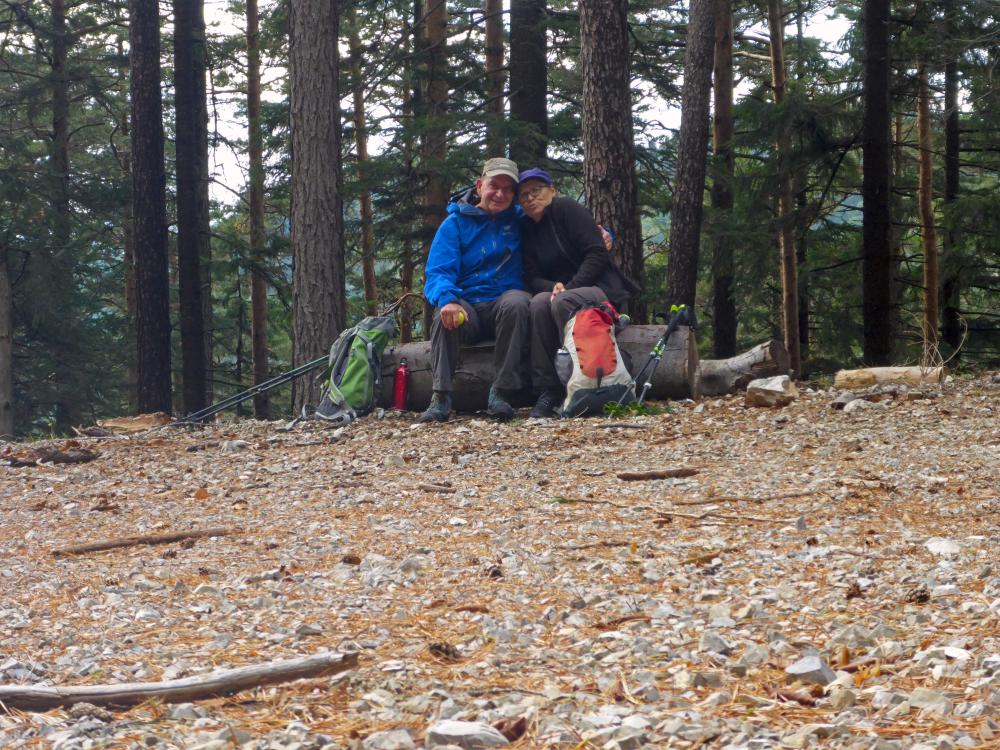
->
xmin=698 ymin=340 xmax=790 ymax=396
xmin=51 ymin=527 xmax=238 ymax=558
xmin=834 ymin=366 xmax=945 ymax=390
xmin=379 ymin=324 xmax=700 ymax=412
xmin=0 ymin=652 xmax=358 ymax=711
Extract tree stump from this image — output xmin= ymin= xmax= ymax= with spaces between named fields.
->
xmin=379 ymin=325 xmax=700 ymax=413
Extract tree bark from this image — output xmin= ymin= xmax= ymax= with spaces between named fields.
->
xmin=509 ymin=0 xmax=546 ymax=165
xmin=0 ymin=250 xmax=12 ymax=438
xmin=0 ymin=653 xmax=358 ymax=711
xmin=380 ymin=325 xmax=701 ymax=411
xmin=580 ymin=0 xmax=645 ymax=319
xmin=289 ymin=0 xmax=347 ymax=413
xmin=698 ymin=339 xmax=790 ymax=396
xmin=664 ymin=0 xmax=716 ymax=311
xmin=861 ymin=0 xmax=893 ymax=365
xmin=247 ymin=0 xmax=269 ymax=418
xmin=941 ymin=5 xmax=961 ymax=353
xmin=485 ymin=0 xmax=505 ymax=155
xmin=917 ymin=63 xmax=937 ymax=361
xmin=349 ymin=18 xmax=378 ymax=316
xmin=130 ymin=0 xmax=173 ymax=414
xmin=710 ymin=0 xmax=736 ymax=358
xmin=767 ymin=0 xmax=800 ymax=376
xmin=419 ymin=0 xmax=449 ymax=335
xmin=174 ymin=0 xmax=212 ymax=415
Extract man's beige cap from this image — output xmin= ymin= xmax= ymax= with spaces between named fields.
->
xmin=480 ymin=157 xmax=519 ymax=183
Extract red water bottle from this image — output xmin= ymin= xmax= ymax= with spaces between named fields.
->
xmin=392 ymin=358 xmax=410 ymax=410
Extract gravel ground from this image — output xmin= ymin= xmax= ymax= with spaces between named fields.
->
xmin=1 ymin=374 xmax=998 ymax=749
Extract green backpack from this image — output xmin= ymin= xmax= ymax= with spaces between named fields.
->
xmin=311 ymin=316 xmax=398 ymax=423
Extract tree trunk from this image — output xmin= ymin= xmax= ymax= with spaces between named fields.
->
xmin=400 ymin=33 xmax=417 ymax=344
xmin=349 ymin=18 xmax=378 ymax=316
xmin=941 ymin=11 xmax=961 ymax=353
xmin=664 ymin=0 xmax=715 ymax=312
xmin=917 ymin=63 xmax=937 ymax=361
xmin=485 ymin=0 xmax=505 ymax=155
xmin=861 ymin=0 xmax=893 ymax=365
xmin=379 ymin=325 xmax=701 ymax=411
xmin=50 ymin=0 xmax=80 ymax=432
xmin=174 ymin=0 xmax=212 ymax=415
xmin=580 ymin=0 xmax=645 ymax=319
xmin=698 ymin=339 xmax=790 ymax=396
xmin=289 ymin=0 xmax=347 ymax=412
xmin=509 ymin=0 xmax=546 ymax=165
xmin=834 ymin=365 xmax=945 ymax=390
xmin=710 ymin=0 xmax=736 ymax=358
xmin=0 ymin=250 xmax=13 ymax=438
xmin=130 ymin=0 xmax=173 ymax=414
xmin=794 ymin=2 xmax=809 ymax=362
xmin=247 ymin=0 xmax=269 ymax=418
xmin=767 ymin=0 xmax=799 ymax=376
xmin=419 ymin=0 xmax=449 ymax=331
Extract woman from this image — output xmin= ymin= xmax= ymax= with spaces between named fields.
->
xmin=518 ymin=167 xmax=639 ymax=418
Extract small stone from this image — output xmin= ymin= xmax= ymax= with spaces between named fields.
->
xmin=425 ymin=720 xmax=510 ymax=748
xmin=830 ymin=392 xmax=857 ymax=410
xmin=828 ymin=687 xmax=856 ymax=710
xmin=363 ymin=729 xmax=416 ymax=750
xmin=843 ymin=398 xmax=876 ymax=413
xmin=220 ymin=439 xmax=249 ymax=453
xmin=699 ymin=631 xmax=733 ymax=655
xmin=785 ymin=655 xmax=836 ymax=685
xmin=909 ymin=688 xmax=953 ymax=715
xmin=925 ymin=538 xmax=961 ymax=557
xmin=745 ymin=375 xmax=799 ymax=407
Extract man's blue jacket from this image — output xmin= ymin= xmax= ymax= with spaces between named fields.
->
xmin=423 ymin=199 xmax=523 ymax=309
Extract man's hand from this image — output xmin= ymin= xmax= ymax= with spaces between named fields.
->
xmin=440 ymin=302 xmax=466 ymax=330
xmin=550 ymin=282 xmax=566 ymax=302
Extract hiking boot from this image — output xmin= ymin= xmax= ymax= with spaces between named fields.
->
xmin=530 ymin=389 xmax=562 ymax=419
xmin=417 ymin=392 xmax=452 ymax=423
xmin=486 ymin=385 xmax=515 ymax=421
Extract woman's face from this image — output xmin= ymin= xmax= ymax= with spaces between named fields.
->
xmin=518 ymin=179 xmax=555 ymax=222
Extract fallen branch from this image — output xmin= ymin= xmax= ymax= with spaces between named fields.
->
xmin=417 ymin=483 xmax=457 ymax=493
xmin=617 ymin=468 xmax=699 ymax=481
xmin=681 ymin=547 xmax=739 ymax=566
xmin=5 ymin=448 xmax=100 ymax=467
xmin=769 ymin=687 xmax=817 ymax=706
xmin=51 ymin=527 xmax=239 ymax=558
xmin=0 ymin=652 xmax=358 ymax=711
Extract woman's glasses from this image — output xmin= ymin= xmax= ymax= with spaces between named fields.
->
xmin=519 ymin=185 xmax=550 ymax=203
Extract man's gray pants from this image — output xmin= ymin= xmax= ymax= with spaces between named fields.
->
xmin=529 ymin=286 xmax=608 ymax=393
xmin=430 ymin=289 xmax=532 ymax=394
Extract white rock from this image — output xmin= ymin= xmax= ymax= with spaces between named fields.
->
xmin=745 ymin=376 xmax=799 ymax=407
xmin=785 ymin=655 xmax=836 ymax=685
xmin=363 ymin=729 xmax=416 ymax=750
xmin=425 ymin=720 xmax=510 ymax=748
xmin=843 ymin=398 xmax=876 ymax=413
xmin=925 ymin=538 xmax=961 ymax=557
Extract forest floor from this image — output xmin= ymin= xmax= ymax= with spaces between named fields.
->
xmin=1 ymin=372 xmax=999 ymax=750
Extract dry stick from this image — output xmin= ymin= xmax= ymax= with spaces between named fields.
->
xmin=51 ymin=527 xmax=238 ymax=558
xmin=417 ymin=483 xmax=457 ymax=493
xmin=617 ymin=468 xmax=700 ymax=481
xmin=0 ymin=652 xmax=358 ymax=711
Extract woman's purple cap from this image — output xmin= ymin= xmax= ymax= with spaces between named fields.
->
xmin=517 ymin=167 xmax=553 ymax=185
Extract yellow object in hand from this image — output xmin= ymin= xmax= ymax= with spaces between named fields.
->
xmin=456 ymin=310 xmax=466 ymax=326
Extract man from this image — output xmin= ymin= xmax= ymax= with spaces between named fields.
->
xmin=418 ymin=157 xmax=532 ymax=423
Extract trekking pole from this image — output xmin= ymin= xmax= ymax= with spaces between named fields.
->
xmin=171 ymin=355 xmax=328 ymax=425
xmin=619 ymin=304 xmax=697 ymax=407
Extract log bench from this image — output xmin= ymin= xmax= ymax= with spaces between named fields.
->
xmin=379 ymin=327 xmax=789 ymax=412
